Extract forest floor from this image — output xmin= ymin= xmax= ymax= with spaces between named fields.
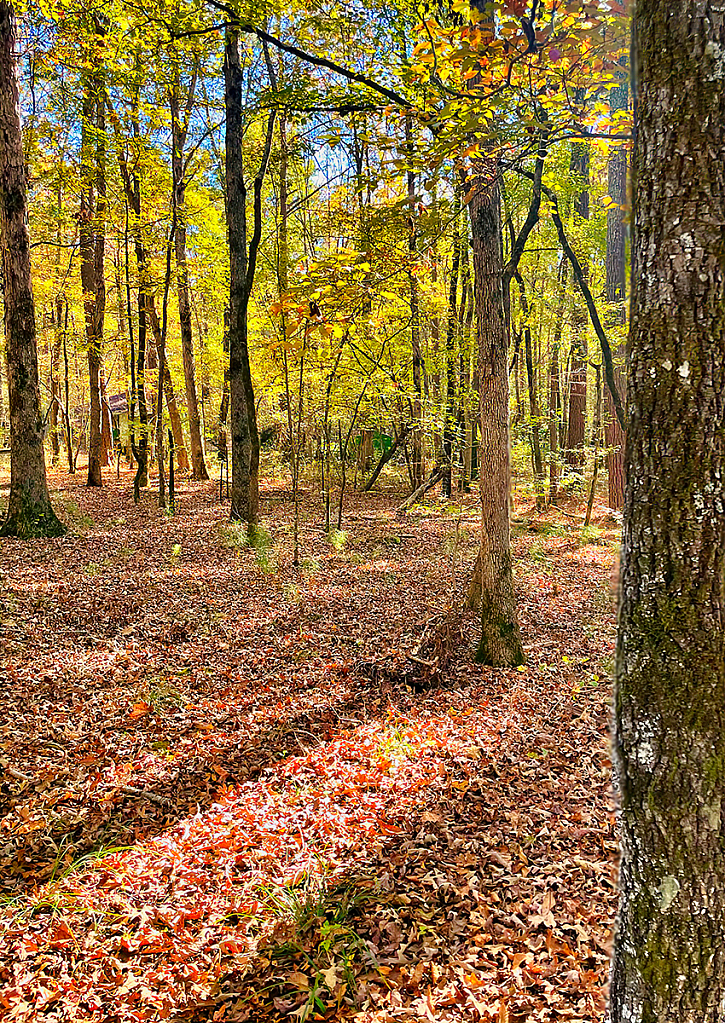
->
xmin=0 ymin=460 xmax=618 ymax=1023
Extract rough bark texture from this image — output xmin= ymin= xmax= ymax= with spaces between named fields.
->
xmin=467 ymin=162 xmax=524 ymax=667
xmin=171 ymin=70 xmax=208 ymax=480
xmin=0 ymin=0 xmax=65 ymax=537
xmin=611 ymin=1 xmax=725 ymax=1019
xmin=605 ymin=60 xmax=628 ymax=510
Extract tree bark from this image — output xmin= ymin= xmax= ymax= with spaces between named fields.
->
xmin=80 ymin=74 xmax=106 ymax=488
xmin=170 ymin=63 xmax=208 ymax=480
xmin=224 ymin=27 xmax=275 ymax=525
xmin=145 ymin=297 xmax=189 ymax=470
xmin=611 ymin=2 xmax=725 ymax=1019
xmin=0 ymin=0 xmax=65 ymax=537
xmin=467 ymin=160 xmax=524 ymax=666
xmin=565 ymin=132 xmax=589 ymax=472
xmin=443 ymin=185 xmax=461 ymax=498
xmin=406 ymin=113 xmax=424 ymax=490
xmin=605 ymin=58 xmax=628 ymax=510
xmin=50 ymin=299 xmax=62 ymax=464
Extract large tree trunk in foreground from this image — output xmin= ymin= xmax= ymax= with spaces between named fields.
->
xmin=467 ymin=161 xmax=524 ymax=666
xmin=604 ymin=59 xmax=628 ymax=511
xmin=0 ymin=0 xmax=65 ymax=538
xmin=171 ymin=68 xmax=208 ymax=481
xmin=611 ymin=3 xmax=725 ymax=1019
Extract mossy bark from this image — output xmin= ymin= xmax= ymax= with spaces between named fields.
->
xmin=467 ymin=161 xmax=524 ymax=667
xmin=0 ymin=0 xmax=65 ymax=539
xmin=611 ymin=1 xmax=725 ymax=1019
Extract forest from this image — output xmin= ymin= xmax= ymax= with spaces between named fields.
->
xmin=0 ymin=0 xmax=723 ymax=1019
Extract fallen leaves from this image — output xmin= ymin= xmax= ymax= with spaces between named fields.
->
xmin=0 ymin=470 xmax=617 ymax=1021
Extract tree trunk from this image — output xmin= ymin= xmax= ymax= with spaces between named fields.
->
xmin=605 ymin=58 xmax=628 ymax=510
xmin=565 ymin=135 xmax=589 ymax=473
xmin=80 ymin=76 xmax=106 ymax=488
xmin=548 ymin=260 xmax=566 ymax=504
xmin=467 ymin=160 xmax=524 ymax=666
xmin=171 ymin=65 xmax=208 ymax=480
xmin=406 ymin=114 xmax=424 ymax=490
xmin=443 ymin=185 xmax=461 ymax=498
xmin=50 ymin=299 xmax=62 ymax=464
xmin=146 ymin=297 xmax=189 ymax=471
xmin=224 ymin=27 xmax=274 ymax=525
xmin=0 ymin=0 xmax=65 ymax=537
xmin=610 ymin=3 xmax=725 ymax=1019
xmin=225 ymin=27 xmax=257 ymax=523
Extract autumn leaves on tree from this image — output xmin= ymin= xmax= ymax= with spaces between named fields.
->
xmin=1 ymin=3 xmax=631 ymax=634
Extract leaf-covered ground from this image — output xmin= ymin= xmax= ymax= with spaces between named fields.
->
xmin=0 ymin=465 xmax=618 ymax=1022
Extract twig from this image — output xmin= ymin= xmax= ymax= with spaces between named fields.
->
xmin=406 ymin=652 xmax=436 ymax=668
xmin=117 ymin=785 xmax=168 ymax=807
xmin=4 ymin=765 xmax=36 ymax=784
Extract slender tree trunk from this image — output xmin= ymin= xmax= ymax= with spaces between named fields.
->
xmin=135 ymin=265 xmax=149 ymax=492
xmin=171 ymin=64 xmax=208 ymax=480
xmin=145 ymin=297 xmax=189 ymax=470
xmin=80 ymin=76 xmax=106 ymax=488
xmin=467 ymin=160 xmax=524 ymax=666
xmin=0 ymin=0 xmax=64 ymax=537
xmin=565 ymin=134 xmax=589 ymax=473
xmin=605 ymin=58 xmax=628 ymax=510
xmin=548 ymin=260 xmax=566 ymax=503
xmin=62 ymin=300 xmax=74 ymax=473
xmin=219 ymin=306 xmax=230 ymax=444
xmin=50 ymin=300 xmax=61 ymax=464
xmin=515 ymin=272 xmax=544 ymax=506
xmin=584 ymin=363 xmax=602 ymax=527
xmin=406 ymin=113 xmax=424 ymax=490
xmin=443 ymin=185 xmax=461 ymax=498
xmin=611 ymin=3 xmax=725 ymax=1018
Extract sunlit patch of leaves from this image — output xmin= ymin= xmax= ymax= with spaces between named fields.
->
xmin=328 ymin=528 xmax=347 ymax=552
xmin=579 ymin=524 xmax=607 ymax=545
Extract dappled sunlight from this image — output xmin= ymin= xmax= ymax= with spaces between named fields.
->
xmin=1 ymin=475 xmax=617 ymax=1021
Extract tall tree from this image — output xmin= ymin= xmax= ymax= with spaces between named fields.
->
xmin=0 ymin=0 xmax=65 ymax=538
xmin=565 ymin=129 xmax=590 ymax=473
xmin=468 ymin=158 xmax=524 ymax=666
xmin=405 ymin=112 xmax=424 ymax=490
xmin=80 ymin=64 xmax=106 ymax=488
xmin=170 ymin=57 xmax=208 ymax=481
xmin=611 ymin=1 xmax=725 ymax=1019
xmin=224 ymin=27 xmax=275 ymax=524
xmin=443 ymin=185 xmax=461 ymax=498
xmin=604 ymin=57 xmax=628 ymax=510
